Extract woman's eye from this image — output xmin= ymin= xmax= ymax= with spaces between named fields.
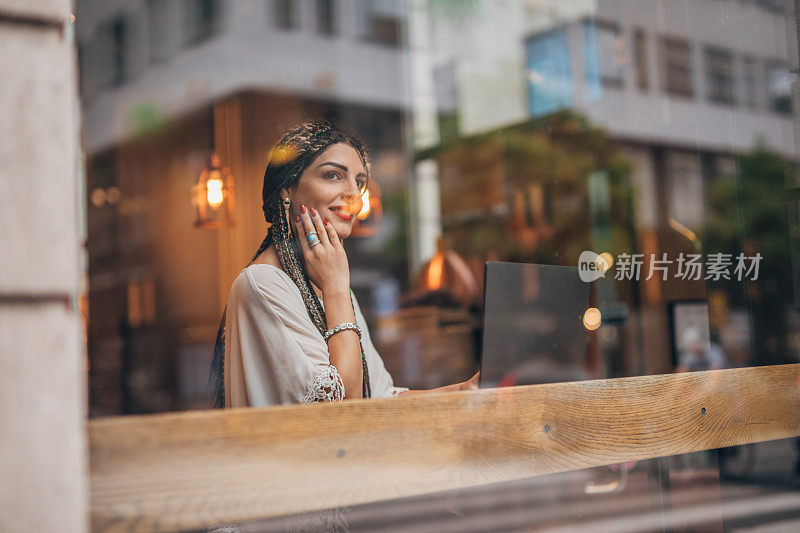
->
xmin=325 ymin=170 xmax=366 ymax=192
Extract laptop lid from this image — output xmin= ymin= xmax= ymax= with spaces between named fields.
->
xmin=479 ymin=262 xmax=590 ymax=388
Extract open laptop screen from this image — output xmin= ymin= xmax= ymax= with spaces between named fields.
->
xmin=479 ymin=262 xmax=590 ymax=388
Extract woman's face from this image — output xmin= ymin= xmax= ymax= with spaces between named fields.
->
xmin=284 ymin=142 xmax=367 ymax=240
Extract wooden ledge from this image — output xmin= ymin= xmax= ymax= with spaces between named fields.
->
xmin=89 ymin=364 xmax=800 ymax=531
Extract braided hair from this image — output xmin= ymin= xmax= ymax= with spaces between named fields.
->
xmin=207 ymin=120 xmax=372 ymax=409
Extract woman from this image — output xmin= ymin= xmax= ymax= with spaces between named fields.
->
xmin=208 ymin=121 xmax=478 ymax=408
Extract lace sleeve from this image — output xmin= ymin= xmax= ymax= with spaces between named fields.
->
xmin=303 ymin=365 xmax=345 ymax=403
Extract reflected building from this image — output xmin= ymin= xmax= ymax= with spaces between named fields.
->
xmin=412 ymin=0 xmax=798 ymax=378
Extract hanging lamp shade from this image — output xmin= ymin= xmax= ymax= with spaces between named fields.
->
xmin=193 ymin=152 xmax=235 ymax=228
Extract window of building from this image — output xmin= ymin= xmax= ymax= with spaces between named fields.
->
xmin=583 ymin=20 xmax=625 ymax=101
xmin=316 ymin=0 xmax=336 ymax=36
xmin=111 ymin=17 xmax=127 ymax=85
xmin=148 ymin=0 xmax=170 ymax=63
xmin=705 ymin=46 xmax=735 ymax=105
xmin=633 ymin=28 xmax=648 ymax=92
xmin=357 ymin=0 xmax=403 ymax=46
xmin=756 ymin=0 xmax=784 ymax=11
xmin=742 ymin=56 xmax=758 ymax=109
xmin=766 ymin=60 xmax=792 ymax=115
xmin=659 ymin=36 xmax=693 ymax=98
xmin=526 ymin=28 xmax=573 ymax=117
xmin=94 ymin=15 xmax=129 ymax=88
xmin=275 ymin=0 xmax=297 ymax=30
xmin=185 ymin=0 xmax=220 ymax=45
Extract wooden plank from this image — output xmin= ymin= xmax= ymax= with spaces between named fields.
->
xmin=89 ymin=364 xmax=800 ymax=532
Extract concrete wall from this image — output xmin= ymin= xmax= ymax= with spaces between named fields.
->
xmin=0 ymin=0 xmax=87 ymax=531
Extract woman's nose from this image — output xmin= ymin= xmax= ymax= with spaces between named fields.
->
xmin=342 ymin=178 xmax=362 ymax=200
xmin=346 ymin=176 xmax=361 ymax=196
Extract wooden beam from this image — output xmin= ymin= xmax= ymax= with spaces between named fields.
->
xmin=89 ymin=364 xmax=800 ymax=531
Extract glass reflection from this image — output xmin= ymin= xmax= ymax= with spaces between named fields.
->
xmin=233 ymin=440 xmax=800 ymax=532
xmin=77 ymin=0 xmax=800 ymax=530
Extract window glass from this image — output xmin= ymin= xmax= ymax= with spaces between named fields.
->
xmin=742 ymin=56 xmax=759 ymax=109
xmin=274 ymin=0 xmax=296 ymax=30
xmin=316 ymin=0 xmax=336 ymax=36
xmin=633 ymin=28 xmax=648 ymax=91
xmin=357 ymin=0 xmax=404 ymax=45
xmin=76 ymin=0 xmax=800 ymax=529
xmin=185 ymin=0 xmax=220 ymax=45
xmin=766 ymin=60 xmax=793 ymax=114
xmin=147 ymin=0 xmax=171 ymax=63
xmin=705 ymin=46 xmax=735 ymax=105
xmin=660 ymin=36 xmax=693 ymax=97
xmin=583 ymin=20 xmax=625 ymax=101
xmin=526 ymin=28 xmax=573 ymax=116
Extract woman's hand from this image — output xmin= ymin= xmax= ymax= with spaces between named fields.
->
xmin=397 ymin=371 xmax=481 ymax=396
xmin=294 ymin=205 xmax=350 ymax=295
xmin=460 ymin=371 xmax=480 ymax=391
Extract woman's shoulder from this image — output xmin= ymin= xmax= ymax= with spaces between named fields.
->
xmin=230 ymin=264 xmax=297 ymax=302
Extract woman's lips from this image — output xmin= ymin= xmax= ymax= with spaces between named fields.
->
xmin=329 ymin=209 xmax=353 ymax=222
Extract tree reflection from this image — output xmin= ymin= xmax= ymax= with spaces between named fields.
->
xmin=706 ymin=146 xmax=796 ymax=366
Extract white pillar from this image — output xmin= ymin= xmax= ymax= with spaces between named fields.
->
xmin=409 ymin=159 xmax=442 ymax=278
xmin=407 ymin=0 xmax=439 ymax=149
xmin=0 ymin=1 xmax=87 ymax=531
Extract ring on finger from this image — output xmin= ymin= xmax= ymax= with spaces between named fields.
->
xmin=307 ymin=231 xmax=321 ymax=247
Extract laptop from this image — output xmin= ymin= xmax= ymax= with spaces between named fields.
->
xmin=479 ymin=262 xmax=591 ymax=388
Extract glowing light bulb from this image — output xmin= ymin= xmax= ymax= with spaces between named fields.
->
xmin=583 ymin=307 xmax=602 ymax=331
xmin=206 ymin=178 xmax=224 ymax=208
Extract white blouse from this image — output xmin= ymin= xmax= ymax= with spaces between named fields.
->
xmin=224 ymin=264 xmax=407 ymax=407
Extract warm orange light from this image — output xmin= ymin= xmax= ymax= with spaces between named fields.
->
xmin=357 ymin=189 xmax=372 ymax=220
xmin=206 ymin=177 xmax=224 ymax=208
xmin=90 ymin=188 xmax=106 ymax=207
xmin=350 ymin=179 xmax=382 ymax=238
xmin=427 ymin=252 xmax=445 ymax=290
xmin=668 ymin=218 xmax=697 ymax=242
xmin=583 ymin=307 xmax=602 ymax=331
xmin=193 ymin=153 xmax=235 ymax=228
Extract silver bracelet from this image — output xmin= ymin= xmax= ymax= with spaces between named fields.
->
xmin=324 ymin=322 xmax=362 ymax=343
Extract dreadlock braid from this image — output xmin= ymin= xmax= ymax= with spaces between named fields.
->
xmin=207 ymin=120 xmax=372 ymax=408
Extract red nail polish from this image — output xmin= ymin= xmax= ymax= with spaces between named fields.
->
xmin=300 ymin=204 xmax=306 ymax=214
xmin=310 ymin=207 xmax=317 ymax=216
xmin=324 ymin=220 xmax=329 ymax=226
